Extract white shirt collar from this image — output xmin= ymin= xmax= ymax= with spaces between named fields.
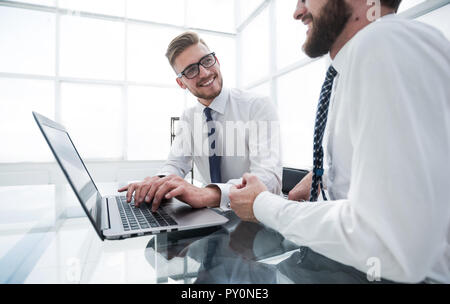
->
xmin=331 ymin=41 xmax=350 ymax=74
xmin=197 ymin=87 xmax=229 ymax=115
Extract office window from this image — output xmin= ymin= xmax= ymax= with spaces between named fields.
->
xmin=60 ymin=15 xmax=125 ymax=80
xmin=276 ymin=0 xmax=308 ymax=69
xmin=127 ymin=24 xmax=181 ymax=84
xmin=199 ymin=33 xmax=237 ymax=88
xmin=277 ymin=58 xmax=327 ymax=169
xmin=126 ymin=0 xmax=185 ymax=26
xmin=1 ymin=0 xmax=446 ymax=170
xmin=241 ymin=6 xmax=270 ymax=87
xmin=0 ymin=0 xmax=239 ymax=166
xmin=19 ymin=0 xmax=55 ymax=5
xmin=58 ymin=0 xmax=126 ymax=17
xmin=0 ymin=79 xmax=55 ymax=163
xmin=127 ymin=86 xmax=185 ymax=161
xmin=186 ymin=0 xmax=235 ymax=33
xmin=237 ymin=0 xmax=265 ymax=25
xmin=60 ymin=83 xmax=123 ymax=160
xmin=0 ymin=7 xmax=55 ymax=76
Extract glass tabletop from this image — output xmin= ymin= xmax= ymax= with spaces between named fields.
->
xmin=144 ymin=211 xmax=395 ymax=284
xmin=0 ymin=183 xmax=396 ymax=284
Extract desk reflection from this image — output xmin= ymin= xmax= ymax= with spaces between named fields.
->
xmin=144 ymin=212 xmax=395 ymax=284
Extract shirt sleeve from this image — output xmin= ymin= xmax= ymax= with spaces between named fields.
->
xmin=247 ymin=96 xmax=283 ymax=194
xmin=254 ymin=25 xmax=450 ymax=283
xmin=209 ymin=96 xmax=283 ymax=210
xmin=208 ymin=182 xmax=237 ymax=211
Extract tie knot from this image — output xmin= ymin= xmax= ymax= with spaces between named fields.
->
xmin=326 ymin=65 xmax=338 ymax=80
xmin=204 ymin=107 xmax=213 ymax=122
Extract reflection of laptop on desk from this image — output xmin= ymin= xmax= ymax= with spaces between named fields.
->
xmin=33 ymin=111 xmax=228 ymax=241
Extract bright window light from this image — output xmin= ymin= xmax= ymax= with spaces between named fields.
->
xmin=277 ymin=58 xmax=328 ymax=169
xmin=58 ymin=0 xmax=126 ymax=17
xmin=126 ymin=0 xmax=185 ymax=26
xmin=60 ymin=15 xmax=125 ymax=80
xmin=237 ymin=0 xmax=265 ymax=25
xmin=127 ymin=24 xmax=181 ymax=84
xmin=127 ymin=86 xmax=186 ymax=161
xmin=241 ymin=6 xmax=270 ymax=87
xmin=186 ymin=0 xmax=235 ymax=33
xmin=0 ymin=0 xmax=447 ymax=168
xmin=199 ymin=33 xmax=237 ymax=88
xmin=276 ymin=0 xmax=308 ymax=69
xmin=18 ymin=0 xmax=55 ymax=6
xmin=60 ymin=83 xmax=123 ymax=160
xmin=0 ymin=7 xmax=55 ymax=76
xmin=0 ymin=79 xmax=55 ymax=163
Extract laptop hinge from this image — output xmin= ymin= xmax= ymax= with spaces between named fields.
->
xmin=101 ymin=197 xmax=111 ymax=230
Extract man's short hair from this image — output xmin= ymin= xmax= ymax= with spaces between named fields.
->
xmin=380 ymin=0 xmax=402 ymax=11
xmin=166 ymin=31 xmax=210 ymax=68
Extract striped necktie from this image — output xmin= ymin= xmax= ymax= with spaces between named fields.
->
xmin=204 ymin=107 xmax=222 ymax=183
xmin=310 ymin=65 xmax=338 ymax=202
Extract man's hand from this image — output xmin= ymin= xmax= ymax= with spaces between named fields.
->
xmin=118 ymin=175 xmax=163 ymax=206
xmin=288 ymin=171 xmax=313 ymax=202
xmin=156 ymin=175 xmax=221 ymax=211
xmin=229 ymin=173 xmax=267 ymax=223
xmin=119 ymin=175 xmax=221 ymax=212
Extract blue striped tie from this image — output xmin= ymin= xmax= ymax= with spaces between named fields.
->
xmin=204 ymin=107 xmax=222 ymax=183
xmin=310 ymin=65 xmax=338 ymax=202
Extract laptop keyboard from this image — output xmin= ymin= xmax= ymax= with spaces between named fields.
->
xmin=116 ymin=196 xmax=178 ymax=231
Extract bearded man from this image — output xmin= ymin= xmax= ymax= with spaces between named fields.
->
xmin=230 ymin=0 xmax=450 ymax=283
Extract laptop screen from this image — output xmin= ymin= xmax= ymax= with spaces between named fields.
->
xmin=40 ymin=122 xmax=101 ymax=227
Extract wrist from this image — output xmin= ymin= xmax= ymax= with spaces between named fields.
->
xmin=203 ymin=186 xmax=221 ymax=208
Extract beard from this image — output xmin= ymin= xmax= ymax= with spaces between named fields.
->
xmin=191 ymin=72 xmax=223 ymax=101
xmin=303 ymin=0 xmax=352 ymax=58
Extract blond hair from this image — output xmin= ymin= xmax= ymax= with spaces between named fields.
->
xmin=166 ymin=31 xmax=210 ymax=68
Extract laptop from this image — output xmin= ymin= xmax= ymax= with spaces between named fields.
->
xmin=33 ymin=111 xmax=229 ymax=241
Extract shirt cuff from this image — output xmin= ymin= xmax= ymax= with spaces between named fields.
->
xmin=157 ymin=171 xmax=176 ymax=178
xmin=253 ymin=191 xmax=284 ymax=229
xmin=207 ymin=183 xmax=233 ymax=211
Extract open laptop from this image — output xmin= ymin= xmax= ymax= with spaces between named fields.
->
xmin=33 ymin=111 xmax=229 ymax=241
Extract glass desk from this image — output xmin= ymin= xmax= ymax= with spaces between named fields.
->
xmin=0 ymin=183 xmax=394 ymax=284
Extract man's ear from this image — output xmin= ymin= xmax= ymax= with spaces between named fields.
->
xmin=176 ymin=77 xmax=187 ymax=89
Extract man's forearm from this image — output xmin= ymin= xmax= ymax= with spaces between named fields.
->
xmin=202 ymin=186 xmax=222 ymax=208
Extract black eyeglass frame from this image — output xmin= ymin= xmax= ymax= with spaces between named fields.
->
xmin=177 ymin=52 xmax=217 ymax=79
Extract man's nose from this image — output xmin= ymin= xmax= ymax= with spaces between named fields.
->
xmin=293 ymin=0 xmax=307 ymax=20
xmin=198 ymin=64 xmax=211 ymax=78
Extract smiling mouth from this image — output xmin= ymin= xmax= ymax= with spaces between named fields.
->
xmin=302 ymin=12 xmax=313 ymax=25
xmin=302 ymin=14 xmax=313 ymax=32
xmin=199 ymin=77 xmax=215 ymax=87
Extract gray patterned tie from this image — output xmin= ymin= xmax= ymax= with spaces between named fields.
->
xmin=310 ymin=65 xmax=338 ymax=202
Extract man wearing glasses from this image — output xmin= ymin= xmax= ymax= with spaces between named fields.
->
xmin=119 ymin=31 xmax=282 ymax=213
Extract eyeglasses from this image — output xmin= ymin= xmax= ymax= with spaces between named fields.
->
xmin=177 ymin=52 xmax=217 ymax=79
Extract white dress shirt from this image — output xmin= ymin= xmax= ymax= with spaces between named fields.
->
xmin=159 ymin=87 xmax=282 ymax=210
xmin=253 ymin=15 xmax=450 ymax=283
